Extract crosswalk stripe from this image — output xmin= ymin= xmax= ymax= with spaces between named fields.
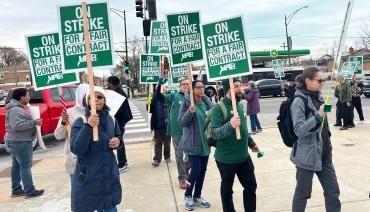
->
xmin=125 ymin=128 xmax=151 ymax=134
xmin=129 ymin=119 xmax=145 ymax=123
xmin=125 ymin=123 xmax=147 ymax=128
xmin=132 ymin=116 xmax=143 ymax=119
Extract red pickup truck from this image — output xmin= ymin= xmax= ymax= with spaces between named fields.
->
xmin=0 ymin=85 xmax=77 ymax=150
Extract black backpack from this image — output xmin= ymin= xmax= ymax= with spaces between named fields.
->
xmin=277 ymin=95 xmax=310 ymax=155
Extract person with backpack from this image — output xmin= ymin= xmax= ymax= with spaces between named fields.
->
xmin=211 ymin=78 xmax=260 ymax=212
xmin=163 ymin=78 xmax=190 ymax=189
xmin=350 ymin=74 xmax=364 ymax=122
xmin=290 ymin=67 xmax=341 ymax=212
xmin=244 ymin=81 xmax=262 ymax=135
xmin=337 ymin=75 xmax=354 ymax=130
xmin=178 ymin=80 xmax=214 ymax=211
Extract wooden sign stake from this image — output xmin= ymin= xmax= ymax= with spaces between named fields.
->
xmin=229 ymin=78 xmax=241 ymax=140
xmin=187 ymin=64 xmax=194 ymax=108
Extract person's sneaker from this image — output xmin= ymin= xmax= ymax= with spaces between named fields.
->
xmin=333 ymin=123 xmax=342 ymax=127
xmin=250 ymin=131 xmax=256 ymax=135
xmin=25 ymin=189 xmax=44 ymax=199
xmin=165 ymin=158 xmax=172 ymax=163
xmin=348 ymin=124 xmax=355 ymax=128
xmin=152 ymin=160 xmax=160 ymax=167
xmin=11 ymin=189 xmax=26 ymax=198
xmin=256 ymin=128 xmax=262 ymax=133
xmin=184 ymin=196 xmax=195 ymax=211
xmin=339 ymin=126 xmax=348 ymax=130
xmin=193 ymin=197 xmax=211 ymax=208
xmin=179 ymin=180 xmax=191 ymax=190
xmin=119 ymin=164 xmax=129 ymax=173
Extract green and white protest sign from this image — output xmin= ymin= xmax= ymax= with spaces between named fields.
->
xmin=140 ymin=54 xmax=161 ymax=84
xmin=166 ymin=11 xmax=203 ymax=66
xmin=348 ymin=56 xmax=363 ymax=74
xmin=170 ymin=65 xmax=188 ymax=84
xmin=272 ymin=59 xmax=285 ymax=78
xmin=341 ymin=62 xmax=357 ymax=80
xmin=25 ymin=32 xmax=79 ymax=91
xmin=202 ymin=16 xmax=252 ymax=81
xmin=57 ymin=1 xmax=115 ymax=72
xmin=150 ymin=21 xmax=169 ymax=54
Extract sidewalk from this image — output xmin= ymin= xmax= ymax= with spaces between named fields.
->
xmin=1 ymin=122 xmax=370 ymax=211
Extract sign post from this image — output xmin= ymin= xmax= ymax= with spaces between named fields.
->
xmin=166 ymin=11 xmax=204 ymax=108
xmin=25 ymin=32 xmax=79 ymax=91
xmin=348 ymin=56 xmax=363 ymax=74
xmin=341 ymin=62 xmax=357 ymax=80
xmin=202 ymin=15 xmax=253 ymax=139
xmin=149 ymin=21 xmax=170 ymax=54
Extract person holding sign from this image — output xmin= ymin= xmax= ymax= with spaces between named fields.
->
xmin=336 ymin=75 xmax=354 ymax=130
xmin=178 ymin=80 xmax=214 ymax=210
xmin=70 ymin=86 xmax=122 ymax=212
xmin=290 ymin=67 xmax=341 ymax=212
xmin=210 ymin=78 xmax=259 ymax=212
xmin=350 ymin=75 xmax=364 ymax=122
xmin=5 ymin=88 xmax=44 ymax=198
xmin=54 ymin=84 xmax=88 ymax=182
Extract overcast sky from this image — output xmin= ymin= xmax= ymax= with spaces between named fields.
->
xmin=0 ymin=0 xmax=369 ymax=62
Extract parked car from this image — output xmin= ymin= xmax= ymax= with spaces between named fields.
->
xmin=0 ymin=93 xmax=7 ymax=106
xmin=0 ymin=85 xmax=77 ymax=150
xmin=255 ymin=79 xmax=284 ymax=97
xmin=361 ymin=74 xmax=370 ymax=97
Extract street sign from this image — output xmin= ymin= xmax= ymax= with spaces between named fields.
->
xmin=166 ymin=11 xmax=203 ymax=66
xmin=272 ymin=59 xmax=285 ymax=78
xmin=170 ymin=65 xmax=188 ymax=84
xmin=348 ymin=56 xmax=363 ymax=74
xmin=202 ymin=15 xmax=252 ymax=81
xmin=149 ymin=21 xmax=169 ymax=54
xmin=25 ymin=32 xmax=79 ymax=91
xmin=57 ymin=1 xmax=115 ymax=72
xmin=341 ymin=62 xmax=357 ymax=80
xmin=140 ymin=54 xmax=161 ymax=84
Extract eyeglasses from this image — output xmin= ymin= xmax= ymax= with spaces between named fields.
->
xmin=181 ymin=83 xmax=189 ymax=86
xmin=312 ymin=79 xmax=326 ymax=84
xmin=95 ymin=95 xmax=105 ymax=100
xmin=195 ymin=86 xmax=205 ymax=89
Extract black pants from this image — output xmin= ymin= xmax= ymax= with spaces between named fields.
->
xmin=116 ymin=127 xmax=127 ymax=168
xmin=341 ymin=102 xmax=353 ymax=127
xmin=352 ymin=96 xmax=364 ymax=121
xmin=335 ymin=99 xmax=342 ymax=125
xmin=216 ymin=157 xmax=257 ymax=212
xmin=153 ymin=129 xmax=171 ymax=162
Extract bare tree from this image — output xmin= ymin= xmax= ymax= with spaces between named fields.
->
xmin=0 ymin=46 xmax=28 ymax=68
xmin=359 ymin=24 xmax=370 ymax=50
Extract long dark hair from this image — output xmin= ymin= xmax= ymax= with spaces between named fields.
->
xmin=296 ymin=66 xmax=321 ymax=87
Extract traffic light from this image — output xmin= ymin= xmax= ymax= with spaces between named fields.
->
xmin=143 ymin=19 xmax=151 ymax=36
xmin=135 ymin=0 xmax=143 ymax=18
xmin=147 ymin=0 xmax=157 ymax=20
xmin=124 ymin=61 xmax=129 ymax=74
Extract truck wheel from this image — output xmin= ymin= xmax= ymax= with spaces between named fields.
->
xmin=32 ymin=138 xmax=39 ymax=151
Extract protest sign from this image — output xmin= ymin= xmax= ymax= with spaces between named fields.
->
xmin=272 ymin=59 xmax=285 ymax=78
xmin=140 ymin=54 xmax=161 ymax=84
xmin=348 ymin=56 xmax=363 ymax=74
xmin=341 ymin=62 xmax=357 ymax=80
xmin=150 ymin=21 xmax=170 ymax=54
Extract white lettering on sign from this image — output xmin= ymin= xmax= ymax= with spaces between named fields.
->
xmin=64 ymin=17 xmax=104 ymax=32
xmin=47 ymin=73 xmax=63 ymax=84
xmin=75 ymin=6 xmax=91 ymax=19
xmin=178 ymin=15 xmax=189 ymax=25
xmin=41 ymin=35 xmax=56 ymax=46
xmin=142 ymin=67 xmax=160 ymax=76
xmin=33 ymin=44 xmax=60 ymax=58
xmin=77 ymin=54 xmax=97 ymax=67
xmin=170 ymin=24 xmax=197 ymax=36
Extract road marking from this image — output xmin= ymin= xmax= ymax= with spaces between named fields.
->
xmin=125 ymin=128 xmax=151 ymax=134
xmin=125 ymin=123 xmax=147 ymax=128
xmin=129 ymin=119 xmax=145 ymax=123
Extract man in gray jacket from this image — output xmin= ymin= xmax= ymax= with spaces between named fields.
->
xmin=5 ymin=88 xmax=44 ymax=198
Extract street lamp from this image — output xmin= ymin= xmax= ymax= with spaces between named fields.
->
xmin=110 ymin=8 xmax=128 ymax=64
xmin=285 ymin=5 xmax=308 ymax=66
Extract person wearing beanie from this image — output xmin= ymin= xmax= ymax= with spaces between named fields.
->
xmin=107 ymin=75 xmax=133 ymax=173
xmin=70 ymin=86 xmax=123 ymax=212
xmin=211 ymin=78 xmax=260 ymax=212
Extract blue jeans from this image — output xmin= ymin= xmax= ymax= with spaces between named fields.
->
xmin=97 ymin=206 xmax=117 ymax=212
xmin=6 ymin=141 xmax=36 ymax=195
xmin=250 ymin=114 xmax=261 ymax=132
xmin=185 ymin=155 xmax=209 ymax=198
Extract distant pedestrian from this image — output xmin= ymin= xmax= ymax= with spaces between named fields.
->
xmin=54 ymin=84 xmax=88 ymax=183
xmin=350 ymin=75 xmax=364 ymax=122
xmin=211 ymin=78 xmax=259 ymax=212
xmin=291 ymin=67 xmax=341 ymax=212
xmin=244 ymin=81 xmax=262 ymax=134
xmin=5 ymin=88 xmax=44 ymax=198
xmin=163 ymin=78 xmax=190 ymax=189
xmin=179 ymin=80 xmax=214 ymax=211
xmin=107 ymin=76 xmax=133 ymax=173
xmin=284 ymin=77 xmax=297 ymax=99
xmin=70 ymin=86 xmax=122 ymax=212
xmin=334 ymin=76 xmax=343 ymax=127
xmin=150 ymin=79 xmax=171 ymax=167
xmin=337 ymin=75 xmax=354 ymax=130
